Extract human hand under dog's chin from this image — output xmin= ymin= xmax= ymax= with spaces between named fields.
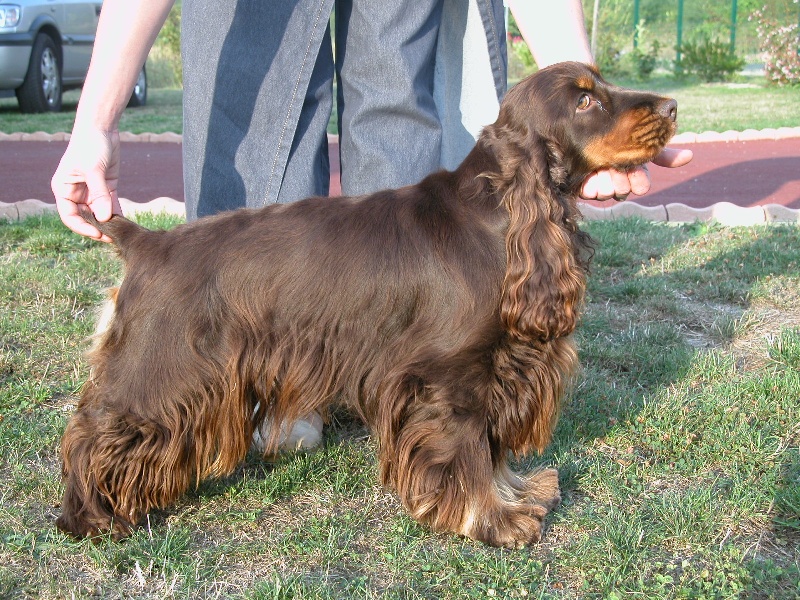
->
xmin=580 ymin=147 xmax=694 ymax=201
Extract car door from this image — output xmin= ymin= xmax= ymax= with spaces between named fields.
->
xmin=59 ymin=0 xmax=101 ymax=85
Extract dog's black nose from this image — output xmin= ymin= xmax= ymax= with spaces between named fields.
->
xmin=659 ymin=98 xmax=678 ymax=121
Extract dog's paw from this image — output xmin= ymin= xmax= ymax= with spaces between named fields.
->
xmin=525 ymin=467 xmax=561 ymax=511
xmin=458 ymin=465 xmax=561 ymax=547
xmin=466 ymin=503 xmax=551 ymax=549
xmin=56 ymin=512 xmax=134 ymax=541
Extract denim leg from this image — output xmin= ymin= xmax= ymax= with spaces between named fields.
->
xmin=279 ymin=24 xmax=335 ymax=204
xmin=335 ymin=0 xmax=444 ymax=196
xmin=182 ymin=0 xmax=334 ymax=219
xmin=475 ymin=0 xmax=508 ymax=103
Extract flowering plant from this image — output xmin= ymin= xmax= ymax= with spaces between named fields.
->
xmin=509 ymin=35 xmax=534 ymax=69
xmin=751 ymin=5 xmax=800 ymax=86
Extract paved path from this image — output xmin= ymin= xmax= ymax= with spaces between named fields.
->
xmin=1 ymin=135 xmax=799 ymax=209
xmin=611 ymin=136 xmax=800 ymax=210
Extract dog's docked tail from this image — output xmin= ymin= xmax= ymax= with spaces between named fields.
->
xmin=80 ymin=210 xmax=152 ymax=261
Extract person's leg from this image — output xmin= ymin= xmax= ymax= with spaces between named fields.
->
xmin=334 ymin=0 xmax=444 ymax=196
xmin=435 ymin=0 xmax=507 ymax=170
xmin=182 ymin=0 xmax=335 ymax=219
xmin=278 ymin=24 xmax=334 ymax=203
xmin=475 ymin=0 xmax=508 ymax=103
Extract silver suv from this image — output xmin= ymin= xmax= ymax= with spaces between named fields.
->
xmin=0 ymin=1 xmax=146 ymax=112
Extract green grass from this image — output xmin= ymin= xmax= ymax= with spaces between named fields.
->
xmin=0 ymin=89 xmax=183 ymax=134
xmin=1 ymin=212 xmax=798 ymax=598
xmin=2 ymin=73 xmax=799 ymax=135
xmin=617 ymin=75 xmax=800 ymax=134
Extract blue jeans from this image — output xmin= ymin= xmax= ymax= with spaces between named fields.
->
xmin=181 ymin=0 xmax=507 ymax=219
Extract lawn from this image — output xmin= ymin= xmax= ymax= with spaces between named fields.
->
xmin=0 ymin=89 xmax=183 ymax=135
xmin=1 ymin=74 xmax=799 ymax=135
xmin=620 ymin=77 xmax=800 ymax=134
xmin=0 ymin=213 xmax=798 ymax=598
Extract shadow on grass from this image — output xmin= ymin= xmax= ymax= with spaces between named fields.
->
xmin=528 ymin=221 xmax=800 ymax=588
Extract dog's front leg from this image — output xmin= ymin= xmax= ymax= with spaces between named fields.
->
xmin=377 ymin=382 xmax=559 ymax=548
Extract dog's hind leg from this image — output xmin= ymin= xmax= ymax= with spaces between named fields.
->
xmin=58 ymin=407 xmax=126 ymax=539
xmin=58 ymin=386 xmax=193 ymax=539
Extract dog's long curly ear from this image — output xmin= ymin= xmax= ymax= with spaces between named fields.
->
xmin=494 ymin=131 xmax=587 ymax=342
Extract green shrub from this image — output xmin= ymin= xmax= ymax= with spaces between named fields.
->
xmin=595 ymin=47 xmax=620 ymax=77
xmin=596 ymin=44 xmax=660 ymax=82
xmin=676 ymin=37 xmax=745 ymax=82
xmin=150 ymin=4 xmax=182 ymax=88
xmin=507 ymin=13 xmax=536 ymax=80
xmin=621 ymin=40 xmax=661 ymax=81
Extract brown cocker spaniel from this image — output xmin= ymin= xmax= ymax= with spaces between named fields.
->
xmin=57 ymin=62 xmax=677 ymax=548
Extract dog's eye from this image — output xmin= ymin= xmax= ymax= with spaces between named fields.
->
xmin=577 ymin=94 xmax=592 ymax=110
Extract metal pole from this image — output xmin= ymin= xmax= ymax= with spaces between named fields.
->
xmin=730 ymin=0 xmax=737 ymax=55
xmin=591 ymin=0 xmax=600 ymax=57
xmin=676 ymin=0 xmax=684 ymax=69
xmin=633 ymin=0 xmax=640 ymax=49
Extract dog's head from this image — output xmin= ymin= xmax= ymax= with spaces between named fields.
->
xmin=479 ymin=62 xmax=678 ymax=342
xmin=496 ymin=61 xmax=677 ymax=188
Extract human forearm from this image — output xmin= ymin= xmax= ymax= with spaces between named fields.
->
xmin=74 ymin=0 xmax=174 ymax=132
xmin=508 ymin=0 xmax=593 ymax=68
xmin=54 ymin=0 xmax=174 ymax=240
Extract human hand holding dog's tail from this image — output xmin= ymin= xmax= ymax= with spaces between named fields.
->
xmin=51 ymin=127 xmax=123 ymax=244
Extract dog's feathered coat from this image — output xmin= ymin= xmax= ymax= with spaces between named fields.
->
xmin=57 ymin=62 xmax=677 ymax=547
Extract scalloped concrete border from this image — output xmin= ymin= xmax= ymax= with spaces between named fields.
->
xmin=3 ymin=127 xmax=798 ymax=144
xmin=671 ymin=126 xmax=800 ymax=144
xmin=2 ymin=128 xmax=799 ymax=225
xmin=1 ymin=198 xmax=186 ymax=221
xmin=3 ymin=197 xmax=797 ymax=226
xmin=579 ymin=201 xmax=800 ymax=225
xmin=0 ymin=131 xmax=183 ymax=143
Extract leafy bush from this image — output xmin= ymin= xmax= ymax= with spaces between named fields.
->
xmin=509 ymin=36 xmax=534 ymax=69
xmin=150 ymin=4 xmax=182 ymax=88
xmin=594 ymin=39 xmax=624 ymax=77
xmin=624 ymin=40 xmax=661 ymax=81
xmin=751 ymin=6 xmax=800 ymax=86
xmin=596 ymin=40 xmax=660 ymax=81
xmin=506 ymin=13 xmax=536 ymax=80
xmin=676 ymin=37 xmax=745 ymax=82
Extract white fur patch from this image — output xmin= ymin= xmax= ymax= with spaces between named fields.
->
xmin=461 ymin=503 xmax=480 ymax=537
xmin=93 ymin=290 xmax=117 ymax=341
xmin=88 ymin=289 xmax=118 ymax=379
xmin=251 ymin=410 xmax=324 ymax=453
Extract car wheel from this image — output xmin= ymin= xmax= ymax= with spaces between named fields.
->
xmin=16 ymin=33 xmax=62 ymax=113
xmin=127 ymin=66 xmax=147 ymax=107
